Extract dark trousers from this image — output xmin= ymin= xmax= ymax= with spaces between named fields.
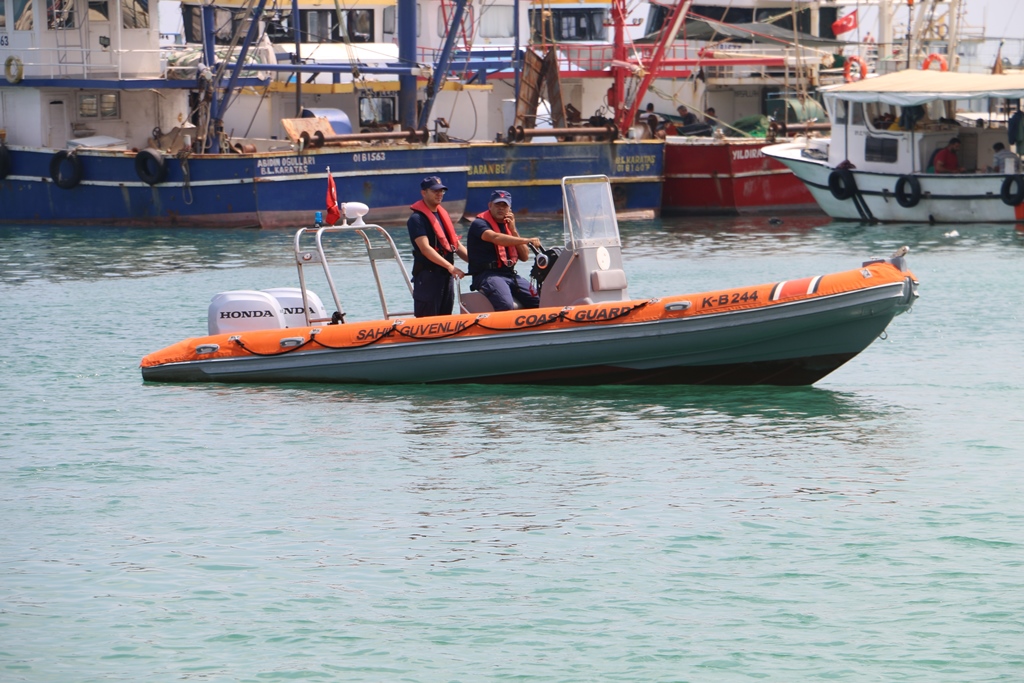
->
xmin=412 ymin=269 xmax=455 ymax=317
xmin=475 ymin=270 xmax=540 ymax=311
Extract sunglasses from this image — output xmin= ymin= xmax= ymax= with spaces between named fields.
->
xmin=428 ymin=188 xmax=447 ymax=194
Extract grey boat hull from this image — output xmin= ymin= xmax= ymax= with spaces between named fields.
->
xmin=141 ymin=278 xmax=916 ymax=386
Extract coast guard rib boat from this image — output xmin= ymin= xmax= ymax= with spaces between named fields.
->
xmin=141 ymin=175 xmax=918 ymax=386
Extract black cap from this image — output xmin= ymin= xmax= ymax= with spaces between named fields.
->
xmin=421 ymin=175 xmax=447 ymax=191
xmin=489 ymin=190 xmax=512 ymax=207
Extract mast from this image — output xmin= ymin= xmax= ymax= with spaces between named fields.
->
xmin=878 ymin=0 xmax=894 ymax=62
xmin=945 ymin=0 xmax=962 ymax=71
xmin=398 ymin=0 xmax=418 ymax=130
xmin=200 ymin=0 xmax=269 ymax=153
xmin=608 ymin=0 xmax=627 ymax=116
xmin=417 ymin=0 xmax=470 ymax=131
xmin=614 ymin=0 xmax=692 ymax=134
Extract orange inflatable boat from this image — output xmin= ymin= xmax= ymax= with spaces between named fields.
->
xmin=141 ymin=176 xmax=919 ymax=385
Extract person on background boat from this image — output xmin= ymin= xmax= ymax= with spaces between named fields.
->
xmin=704 ymin=107 xmax=717 ymax=124
xmin=648 ymin=114 xmax=665 ymax=140
xmin=467 ymin=190 xmax=542 ymax=311
xmin=644 ymin=102 xmax=659 ymax=126
xmin=407 ymin=175 xmax=468 ymax=317
xmin=932 ymin=137 xmax=965 ymax=173
xmin=677 ymin=105 xmax=698 ymax=127
xmin=989 ymin=142 xmax=1022 ymax=173
xmin=632 ymin=111 xmax=655 ymax=139
xmin=832 ymin=47 xmax=847 ymax=69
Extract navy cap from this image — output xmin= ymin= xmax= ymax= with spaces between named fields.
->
xmin=489 ymin=190 xmax=512 ymax=207
xmin=421 ymin=175 xmax=447 ymax=191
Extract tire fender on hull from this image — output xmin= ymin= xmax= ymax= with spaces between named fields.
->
xmin=0 ymin=144 xmax=11 ymax=180
xmin=894 ymin=175 xmax=922 ymax=208
xmin=135 ymin=148 xmax=168 ymax=185
xmin=828 ymin=168 xmax=857 ymax=200
xmin=1000 ymin=175 xmax=1024 ymax=206
xmin=49 ymin=151 xmax=82 ymax=189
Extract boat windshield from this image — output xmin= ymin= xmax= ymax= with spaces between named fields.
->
xmin=562 ymin=175 xmax=620 ymax=248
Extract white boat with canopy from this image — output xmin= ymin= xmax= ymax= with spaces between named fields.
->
xmin=762 ymin=70 xmax=1024 ymax=223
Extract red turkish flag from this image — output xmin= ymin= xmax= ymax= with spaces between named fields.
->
xmin=832 ymin=10 xmax=858 ymax=36
xmin=325 ymin=173 xmax=341 ymax=225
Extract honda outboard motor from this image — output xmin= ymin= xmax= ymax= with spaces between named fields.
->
xmin=208 ymin=290 xmax=286 ymax=335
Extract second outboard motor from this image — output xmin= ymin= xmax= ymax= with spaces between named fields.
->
xmin=262 ymin=287 xmax=328 ymax=328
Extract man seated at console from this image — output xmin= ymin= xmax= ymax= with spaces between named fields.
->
xmin=466 ymin=190 xmax=543 ymax=311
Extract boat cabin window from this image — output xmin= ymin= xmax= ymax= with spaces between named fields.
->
xmin=225 ymin=8 xmax=376 ymax=45
xmin=47 ymin=0 xmax=75 ymax=29
xmin=300 ymin=9 xmax=374 ymax=43
xmin=78 ymin=93 xmax=120 ymax=120
xmin=13 ymin=0 xmax=31 ymax=30
xmin=647 ymin=5 xmax=817 ymax=39
xmin=832 ymin=101 xmax=847 ymax=125
xmin=122 ymin=0 xmax=149 ymax=28
xmin=529 ymin=9 xmax=607 ymax=42
xmin=383 ymin=6 xmax=395 ymax=35
xmin=345 ymin=10 xmax=373 ymax=42
xmin=436 ymin=5 xmax=474 ymax=37
xmin=182 ymin=7 xmax=243 ymax=43
xmin=359 ymin=95 xmax=397 ymax=128
xmin=850 ymin=102 xmax=865 ymax=126
xmin=830 ymin=101 xmax=865 ymax=126
xmin=479 ymin=4 xmax=514 ymax=38
xmin=88 ymin=0 xmax=108 ymax=22
xmin=1 ymin=0 xmax=6 ymax=30
xmin=865 ymin=136 xmax=898 ymax=163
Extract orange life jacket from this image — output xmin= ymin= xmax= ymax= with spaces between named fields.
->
xmin=477 ymin=210 xmax=517 ymax=266
xmin=410 ymin=200 xmax=459 ymax=254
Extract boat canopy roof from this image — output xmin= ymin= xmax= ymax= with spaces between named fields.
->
xmin=823 ymin=70 xmax=1024 ymax=106
xmin=640 ymin=19 xmax=845 ymax=50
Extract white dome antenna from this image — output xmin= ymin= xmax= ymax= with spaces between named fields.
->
xmin=342 ymin=202 xmax=369 ymax=226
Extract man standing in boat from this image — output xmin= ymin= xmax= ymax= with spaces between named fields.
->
xmin=407 ymin=175 xmax=468 ymax=317
xmin=467 ymin=190 xmax=542 ymax=311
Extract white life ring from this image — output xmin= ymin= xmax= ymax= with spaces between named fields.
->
xmin=4 ymin=56 xmax=24 ymax=84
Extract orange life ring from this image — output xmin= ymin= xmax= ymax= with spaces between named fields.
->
xmin=921 ymin=53 xmax=948 ymax=71
xmin=843 ymin=56 xmax=868 ymax=83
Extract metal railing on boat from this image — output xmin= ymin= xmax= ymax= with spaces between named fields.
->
xmin=293 ymin=209 xmax=415 ymax=326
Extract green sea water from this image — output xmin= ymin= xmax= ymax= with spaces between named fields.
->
xmin=1 ymin=216 xmax=1022 ymax=682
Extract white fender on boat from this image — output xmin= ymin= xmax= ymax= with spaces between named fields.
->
xmin=4 ymin=56 xmax=24 ymax=84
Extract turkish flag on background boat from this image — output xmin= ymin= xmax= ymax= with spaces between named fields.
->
xmin=832 ymin=10 xmax=858 ymax=36
xmin=325 ymin=170 xmax=341 ymax=226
